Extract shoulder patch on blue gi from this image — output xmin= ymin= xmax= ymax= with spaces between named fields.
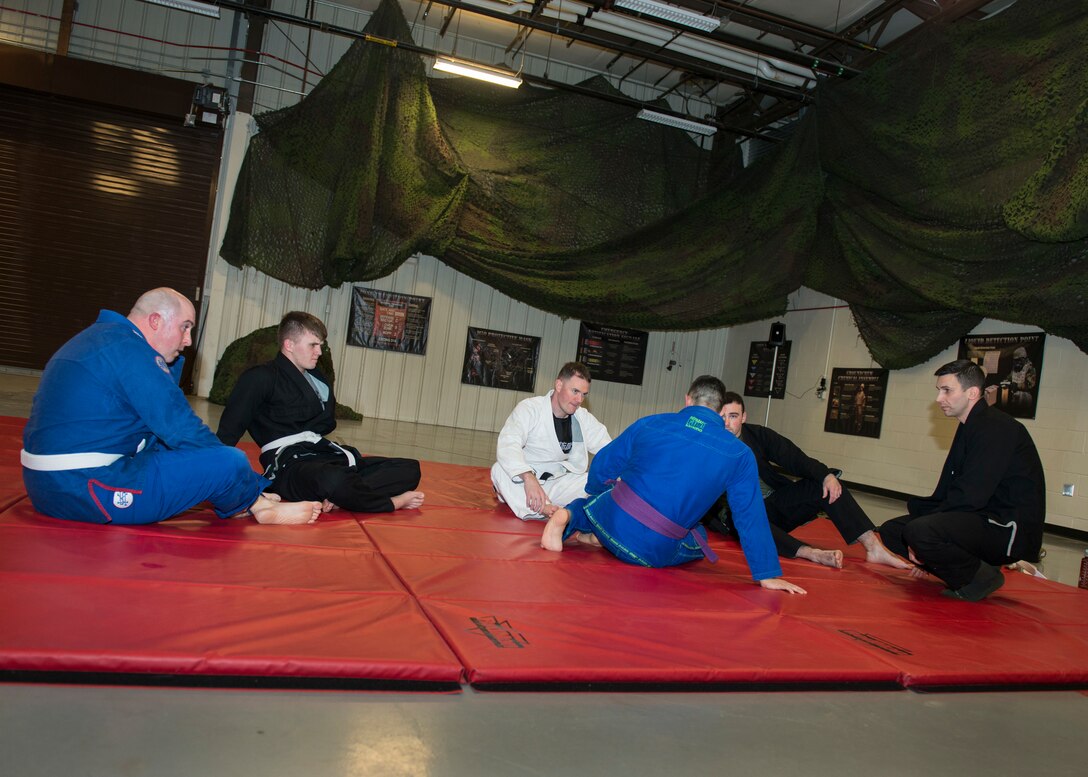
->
xmin=155 ymin=355 xmax=170 ymax=373
xmin=112 ymin=490 xmax=136 ymax=509
xmin=685 ymin=416 xmax=706 ymax=432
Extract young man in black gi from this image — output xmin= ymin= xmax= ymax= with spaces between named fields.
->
xmin=879 ymin=359 xmax=1046 ymax=601
xmin=217 ymin=312 xmax=424 ymax=513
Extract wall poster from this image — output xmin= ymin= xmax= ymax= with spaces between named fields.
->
xmin=958 ymin=332 xmax=1045 ymax=419
xmin=462 ymin=327 xmax=540 ymax=392
xmin=347 ymin=287 xmax=431 ymax=355
xmin=575 ymin=322 xmax=648 ymax=385
xmin=743 ymin=341 xmax=791 ymax=399
xmin=824 ymin=368 xmax=889 ymax=438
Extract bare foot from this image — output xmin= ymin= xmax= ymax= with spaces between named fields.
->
xmin=541 ymin=508 xmax=571 ymax=552
xmin=391 ymin=491 xmax=425 ymax=510
xmin=249 ymin=494 xmax=321 ymax=525
xmin=796 ymin=546 xmax=843 ymax=568
xmin=857 ymin=530 xmax=912 ymax=569
xmin=572 ymin=531 xmax=601 ymax=547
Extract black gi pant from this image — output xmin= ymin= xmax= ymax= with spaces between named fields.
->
xmin=708 ymin=479 xmax=874 ymax=558
xmin=878 ymin=511 xmax=1016 ymax=590
xmin=268 ymin=449 xmax=421 ymax=513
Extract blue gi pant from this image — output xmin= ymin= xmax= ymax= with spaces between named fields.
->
xmin=564 ymin=491 xmax=708 ymax=568
xmin=23 ymin=444 xmax=269 ymax=525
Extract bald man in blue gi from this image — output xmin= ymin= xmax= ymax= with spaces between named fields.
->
xmin=541 ymin=375 xmax=805 ymax=594
xmin=21 ymin=288 xmax=321 ymax=526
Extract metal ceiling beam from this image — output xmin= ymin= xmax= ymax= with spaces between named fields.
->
xmin=418 ymin=0 xmax=814 ymax=103
xmin=213 ymin=0 xmax=780 ymax=140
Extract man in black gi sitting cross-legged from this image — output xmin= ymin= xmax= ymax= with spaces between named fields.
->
xmin=879 ymin=359 xmax=1046 ymax=601
xmin=217 ymin=312 xmax=424 ymax=514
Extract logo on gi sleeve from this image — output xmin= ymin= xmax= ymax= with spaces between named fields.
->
xmin=685 ymin=416 xmax=706 ymax=432
xmin=113 ymin=491 xmax=135 ymax=509
xmin=155 ymin=355 xmax=170 ymax=373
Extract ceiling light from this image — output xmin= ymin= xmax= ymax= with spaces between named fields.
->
xmin=637 ymin=109 xmax=717 ymax=136
xmin=614 ymin=0 xmax=721 ymax=33
xmin=139 ymin=0 xmax=221 ymax=18
xmin=433 ymin=57 xmax=523 ymax=89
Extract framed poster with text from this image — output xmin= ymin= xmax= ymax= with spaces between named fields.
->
xmin=576 ymin=322 xmax=648 ymax=385
xmin=462 ymin=327 xmax=540 ymax=392
xmin=743 ymin=341 xmax=791 ymax=399
xmin=347 ymin=287 xmax=431 ymax=355
xmin=824 ymin=368 xmax=889 ymax=438
xmin=958 ymin=332 xmax=1045 ymax=419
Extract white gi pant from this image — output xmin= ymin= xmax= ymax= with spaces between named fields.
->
xmin=490 ymin=463 xmax=590 ymax=521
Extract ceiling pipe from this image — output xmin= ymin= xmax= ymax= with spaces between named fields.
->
xmin=457 ymin=0 xmax=816 ymax=85
xmin=209 ymin=0 xmax=782 ymax=140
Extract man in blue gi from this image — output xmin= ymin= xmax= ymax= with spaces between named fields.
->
xmin=879 ymin=359 xmax=1046 ymax=601
xmin=21 ymin=288 xmax=322 ymax=525
xmin=540 ymin=375 xmax=806 ymax=594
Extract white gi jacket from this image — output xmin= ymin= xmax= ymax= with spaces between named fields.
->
xmin=491 ymin=391 xmax=611 ymax=518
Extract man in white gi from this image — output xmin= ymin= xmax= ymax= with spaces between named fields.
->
xmin=491 ymin=362 xmax=611 ymax=520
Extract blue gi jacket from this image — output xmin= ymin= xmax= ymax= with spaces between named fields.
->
xmin=23 ymin=310 xmax=221 ymax=456
xmin=576 ymin=405 xmax=782 ymax=579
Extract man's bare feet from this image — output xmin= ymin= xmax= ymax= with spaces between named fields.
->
xmin=857 ymin=530 xmax=912 ymax=569
xmin=541 ymin=508 xmax=571 ymax=552
xmin=391 ymin=491 xmax=425 ymax=510
xmin=796 ymin=545 xmax=844 ymax=568
xmin=572 ymin=531 xmax=601 ymax=547
xmin=249 ymin=494 xmax=321 ymax=525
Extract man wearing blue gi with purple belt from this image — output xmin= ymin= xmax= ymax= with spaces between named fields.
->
xmin=541 ymin=375 xmax=806 ymax=594
xmin=21 ymin=288 xmax=321 ymax=526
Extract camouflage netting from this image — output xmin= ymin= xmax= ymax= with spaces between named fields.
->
xmin=209 ymin=325 xmax=361 ymax=418
xmin=222 ymin=0 xmax=1088 ymax=369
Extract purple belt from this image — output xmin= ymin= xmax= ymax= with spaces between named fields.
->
xmin=609 ymin=480 xmax=718 ymax=563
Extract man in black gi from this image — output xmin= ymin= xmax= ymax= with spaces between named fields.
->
xmin=706 ymin=392 xmax=909 ymax=570
xmin=879 ymin=360 xmax=1045 ymax=601
xmin=217 ymin=312 xmax=424 ymax=513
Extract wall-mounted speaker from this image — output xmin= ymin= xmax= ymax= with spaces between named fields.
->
xmin=768 ymin=322 xmax=786 ymax=345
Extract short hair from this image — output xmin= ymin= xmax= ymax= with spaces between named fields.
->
xmin=557 ymin=361 xmax=591 ymax=383
xmin=935 ymin=359 xmax=985 ymax=391
xmin=130 ymin=288 xmax=188 ymax=321
xmin=278 ymin=311 xmax=327 ymax=344
xmin=722 ymin=390 xmax=746 ymax=412
xmin=687 ymin=375 xmax=727 ymax=412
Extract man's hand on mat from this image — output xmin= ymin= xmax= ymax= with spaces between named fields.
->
xmin=321 ymin=499 xmax=337 ymax=513
xmin=906 ymin=549 xmax=931 ymax=578
xmin=759 ymin=577 xmax=807 ymax=594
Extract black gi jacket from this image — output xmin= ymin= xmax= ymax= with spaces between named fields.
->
xmin=907 ymin=401 xmax=1046 ymax=559
xmin=739 ymin=424 xmax=832 ymax=489
xmin=216 ymin=352 xmax=340 ymax=470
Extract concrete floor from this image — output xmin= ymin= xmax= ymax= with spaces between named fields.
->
xmin=2 ymin=369 xmax=1086 ymax=777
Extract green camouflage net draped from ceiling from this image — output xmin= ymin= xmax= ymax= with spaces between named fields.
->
xmin=221 ymin=0 xmax=1088 ymax=369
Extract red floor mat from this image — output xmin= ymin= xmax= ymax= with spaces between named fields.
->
xmin=3 ymin=416 xmax=1088 ymax=691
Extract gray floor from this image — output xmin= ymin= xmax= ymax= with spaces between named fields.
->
xmin=2 ymin=369 xmax=1086 ymax=777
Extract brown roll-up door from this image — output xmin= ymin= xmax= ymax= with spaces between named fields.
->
xmin=0 ymin=78 xmax=222 ymax=392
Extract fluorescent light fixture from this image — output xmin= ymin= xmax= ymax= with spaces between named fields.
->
xmin=433 ymin=57 xmax=522 ymax=89
xmin=614 ymin=0 xmax=721 ymax=33
xmin=637 ymin=108 xmax=717 ymax=136
xmin=139 ymin=0 xmax=221 ymax=19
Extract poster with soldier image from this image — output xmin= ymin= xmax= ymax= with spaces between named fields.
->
xmin=824 ymin=368 xmax=889 ymax=438
xmin=958 ymin=332 xmax=1045 ymax=419
xmin=461 ymin=327 xmax=540 ymax=392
